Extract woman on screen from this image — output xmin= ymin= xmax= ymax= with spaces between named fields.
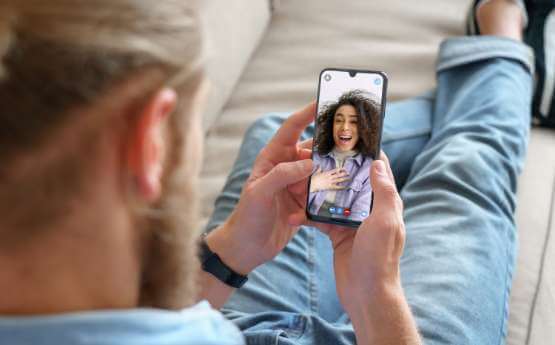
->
xmin=308 ymin=90 xmax=381 ymax=221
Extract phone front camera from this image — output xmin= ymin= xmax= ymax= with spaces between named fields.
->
xmin=324 ymin=74 xmax=332 ymax=82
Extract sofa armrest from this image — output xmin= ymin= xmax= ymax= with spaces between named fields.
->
xmin=200 ymin=0 xmax=272 ymax=131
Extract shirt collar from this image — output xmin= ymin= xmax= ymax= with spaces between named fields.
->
xmin=323 ymin=150 xmax=365 ymax=167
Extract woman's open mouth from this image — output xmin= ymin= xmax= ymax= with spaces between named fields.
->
xmin=339 ymin=135 xmax=352 ymax=144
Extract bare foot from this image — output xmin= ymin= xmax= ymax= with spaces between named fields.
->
xmin=476 ymin=0 xmax=524 ymax=41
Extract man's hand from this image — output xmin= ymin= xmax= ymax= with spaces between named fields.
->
xmin=322 ymin=154 xmax=405 ymax=310
xmin=309 ymin=153 xmax=421 ymax=344
xmin=206 ymin=103 xmax=317 ymax=276
xmin=309 ymin=167 xmax=349 ymax=193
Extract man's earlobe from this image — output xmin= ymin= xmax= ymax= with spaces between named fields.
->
xmin=127 ymin=88 xmax=177 ymax=202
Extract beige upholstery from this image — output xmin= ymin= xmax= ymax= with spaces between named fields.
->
xmin=200 ymin=0 xmax=555 ymax=343
xmin=199 ymin=0 xmax=271 ymax=129
xmin=511 ymin=129 xmax=555 ymax=345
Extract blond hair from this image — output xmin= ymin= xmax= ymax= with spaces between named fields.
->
xmin=0 ymin=0 xmax=203 ymax=232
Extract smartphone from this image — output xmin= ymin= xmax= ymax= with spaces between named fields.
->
xmin=306 ymin=68 xmax=387 ymax=228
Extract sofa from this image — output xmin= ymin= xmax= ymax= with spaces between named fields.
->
xmin=198 ymin=1 xmax=555 ymax=343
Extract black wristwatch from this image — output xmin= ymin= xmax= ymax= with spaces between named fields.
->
xmin=199 ymin=234 xmax=248 ymax=289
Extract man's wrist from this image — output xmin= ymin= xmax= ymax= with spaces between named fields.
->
xmin=204 ymin=221 xmax=256 ymax=276
xmin=349 ymin=280 xmax=404 ymax=327
xmin=349 ymin=281 xmax=419 ymax=345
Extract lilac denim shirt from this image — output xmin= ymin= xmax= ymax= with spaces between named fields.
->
xmin=308 ymin=151 xmax=373 ymax=221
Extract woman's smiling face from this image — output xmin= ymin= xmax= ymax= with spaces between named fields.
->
xmin=333 ymin=104 xmax=359 ymax=152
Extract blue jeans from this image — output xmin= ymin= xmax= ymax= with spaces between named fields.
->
xmin=205 ymin=36 xmax=534 ymax=345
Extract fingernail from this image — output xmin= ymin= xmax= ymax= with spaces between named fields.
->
xmin=374 ymin=160 xmax=386 ymax=175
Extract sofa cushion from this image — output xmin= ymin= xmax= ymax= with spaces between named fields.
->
xmin=509 ymin=128 xmax=555 ymax=345
xmin=200 ymin=0 xmax=467 ymax=224
xmin=200 ymin=0 xmax=555 ymax=343
xmin=199 ymin=0 xmax=272 ymax=130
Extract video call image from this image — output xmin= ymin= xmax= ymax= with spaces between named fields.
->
xmin=308 ymin=71 xmax=383 ymax=222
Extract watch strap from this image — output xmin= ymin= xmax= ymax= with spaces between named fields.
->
xmin=199 ymin=235 xmax=248 ymax=289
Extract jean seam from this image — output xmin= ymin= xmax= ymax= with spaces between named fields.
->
xmin=307 ymin=228 xmax=318 ymax=314
xmin=271 ymin=330 xmax=286 ymax=345
xmin=284 ymin=315 xmax=308 ymax=339
xmin=438 ymin=52 xmax=533 ymax=75
xmin=436 ymin=37 xmax=535 ymax=75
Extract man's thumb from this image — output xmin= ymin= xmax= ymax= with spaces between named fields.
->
xmin=258 ymin=159 xmax=313 ymax=194
xmin=371 ymin=160 xmax=402 ymax=214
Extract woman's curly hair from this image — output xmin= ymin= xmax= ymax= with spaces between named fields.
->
xmin=314 ymin=89 xmax=381 ymax=157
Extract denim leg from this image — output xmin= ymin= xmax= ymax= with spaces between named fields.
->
xmin=205 ymin=113 xmax=315 ymax=316
xmin=206 ymin=36 xmax=533 ymax=345
xmin=399 ymin=37 xmax=534 ymax=345
xmin=204 ymin=96 xmax=433 ymax=344
xmin=381 ymin=93 xmax=434 ymax=189
xmin=205 ymin=115 xmax=324 ymax=344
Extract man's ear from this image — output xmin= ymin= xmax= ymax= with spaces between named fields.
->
xmin=127 ymin=88 xmax=177 ymax=202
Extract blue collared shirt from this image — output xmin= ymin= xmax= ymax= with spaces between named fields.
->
xmin=0 ymin=301 xmax=244 ymax=345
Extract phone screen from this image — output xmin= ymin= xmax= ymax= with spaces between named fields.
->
xmin=307 ymin=68 xmax=387 ymax=228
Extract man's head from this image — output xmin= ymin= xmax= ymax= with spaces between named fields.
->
xmin=0 ymin=0 xmax=206 ymax=313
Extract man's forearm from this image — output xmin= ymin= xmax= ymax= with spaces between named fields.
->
xmin=197 ymin=269 xmax=235 ymax=309
xmin=350 ymin=284 xmax=421 ymax=345
xmin=196 ymin=224 xmax=253 ymax=309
